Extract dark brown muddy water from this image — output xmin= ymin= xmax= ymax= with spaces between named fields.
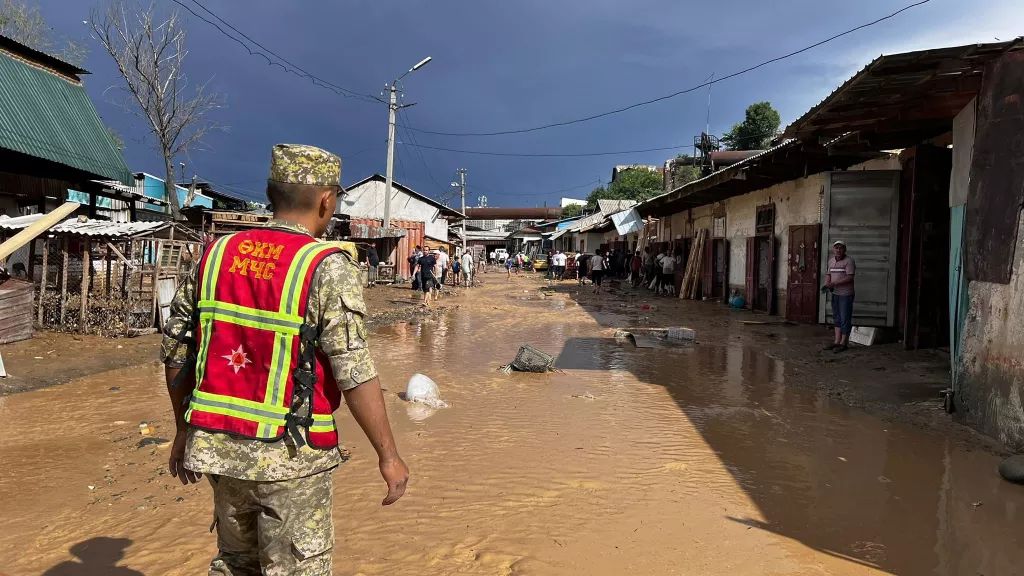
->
xmin=1 ymin=278 xmax=1022 ymax=575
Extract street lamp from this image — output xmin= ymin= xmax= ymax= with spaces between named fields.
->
xmin=384 ymin=56 xmax=432 ymax=231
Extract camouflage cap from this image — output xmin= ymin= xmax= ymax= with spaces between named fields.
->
xmin=269 ymin=144 xmax=342 ymax=187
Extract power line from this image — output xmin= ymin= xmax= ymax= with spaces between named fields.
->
xmin=397 ymin=107 xmax=447 ymax=193
xmin=405 ymin=0 xmax=932 ymax=137
xmin=400 ymin=141 xmax=695 ymax=158
xmin=171 ymin=0 xmax=382 ymax=104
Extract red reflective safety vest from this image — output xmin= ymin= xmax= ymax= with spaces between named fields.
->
xmin=186 ymin=228 xmax=342 ymax=449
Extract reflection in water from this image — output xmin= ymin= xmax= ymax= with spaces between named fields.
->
xmin=2 ymin=287 xmax=1023 ymax=575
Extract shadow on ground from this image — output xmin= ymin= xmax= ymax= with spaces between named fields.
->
xmin=542 ymin=279 xmax=1021 ymax=575
xmin=41 ymin=537 xmax=144 ymax=576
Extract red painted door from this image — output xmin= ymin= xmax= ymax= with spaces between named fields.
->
xmin=786 ymin=224 xmax=821 ymax=323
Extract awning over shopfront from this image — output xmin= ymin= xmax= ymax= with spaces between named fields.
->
xmin=785 ymin=39 xmax=1023 ymax=149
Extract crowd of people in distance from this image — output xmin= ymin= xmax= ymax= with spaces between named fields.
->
xmin=362 ymin=243 xmax=685 ymax=304
xmin=405 ymin=245 xmax=477 ymax=306
xmin=541 ymin=245 xmax=684 ymax=297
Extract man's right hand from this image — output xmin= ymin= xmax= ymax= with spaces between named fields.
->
xmin=380 ymin=456 xmax=409 ymax=506
xmin=169 ymin=430 xmax=202 ymax=485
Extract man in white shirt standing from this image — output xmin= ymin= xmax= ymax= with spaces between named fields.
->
xmin=461 ymin=250 xmax=474 ymax=287
xmin=436 ymin=248 xmax=450 ymax=287
xmin=551 ymin=250 xmax=567 ymax=282
xmin=590 ymin=249 xmax=607 ymax=294
xmin=660 ymin=248 xmax=677 ymax=296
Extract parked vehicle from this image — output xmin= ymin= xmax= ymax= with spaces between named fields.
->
xmin=494 ymin=248 xmax=509 ymax=263
xmin=532 ymin=253 xmax=549 ymax=271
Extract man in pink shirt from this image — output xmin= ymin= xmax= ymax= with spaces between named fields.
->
xmin=824 ymin=240 xmax=855 ymax=352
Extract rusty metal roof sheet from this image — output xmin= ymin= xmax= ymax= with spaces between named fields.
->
xmin=0 ymin=213 xmax=174 ymax=238
xmin=785 ymin=39 xmax=1023 ymax=144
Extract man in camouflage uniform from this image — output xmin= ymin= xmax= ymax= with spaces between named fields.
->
xmin=161 ymin=144 xmax=409 ymax=575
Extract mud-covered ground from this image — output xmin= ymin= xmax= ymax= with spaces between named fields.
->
xmin=1 ymin=270 xmax=1022 ymax=575
xmin=0 ymin=281 xmax=465 ymax=396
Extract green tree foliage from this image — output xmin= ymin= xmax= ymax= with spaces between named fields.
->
xmin=669 ymin=155 xmax=702 ymax=190
xmin=561 ymin=203 xmax=583 ymax=218
xmin=721 ymin=101 xmax=781 ymax=150
xmin=0 ymin=0 xmax=87 ymax=64
xmin=586 ymin=168 xmax=664 ymax=209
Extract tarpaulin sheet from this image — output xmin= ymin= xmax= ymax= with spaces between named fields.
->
xmin=611 ymin=208 xmax=643 ymax=235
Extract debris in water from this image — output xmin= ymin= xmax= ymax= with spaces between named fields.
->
xmin=138 ymin=437 xmax=170 ymax=448
xmin=998 ymin=455 xmax=1024 ymax=484
xmin=614 ymin=327 xmax=696 ymax=348
xmin=972 ymin=501 xmax=983 ymax=508
xmin=500 ymin=345 xmax=556 ymax=373
xmin=138 ymin=422 xmax=152 ymax=436
xmin=405 ymin=402 xmax=437 ymax=422
xmin=837 ymin=457 xmax=847 ymax=462
xmin=402 ymin=373 xmax=448 ymax=409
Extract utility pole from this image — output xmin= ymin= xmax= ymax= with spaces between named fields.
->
xmin=383 ymin=83 xmax=398 ymax=230
xmin=382 ymin=56 xmax=432 ymax=231
xmin=457 ymin=168 xmax=467 ymax=255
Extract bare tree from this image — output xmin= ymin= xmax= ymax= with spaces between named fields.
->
xmin=0 ymin=0 xmax=88 ymax=64
xmin=92 ymin=2 xmax=221 ymax=220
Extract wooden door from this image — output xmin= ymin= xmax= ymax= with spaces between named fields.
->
xmin=786 ymin=224 xmax=821 ymax=323
xmin=709 ymin=238 xmax=729 ymax=302
xmin=701 ymin=239 xmax=714 ymax=300
xmin=766 ymin=233 xmax=777 ymax=315
xmin=745 ymin=237 xmax=757 ymax=310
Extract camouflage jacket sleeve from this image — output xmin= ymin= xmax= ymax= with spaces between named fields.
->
xmin=160 ymin=264 xmax=198 ymax=368
xmin=313 ymin=252 xmax=377 ymax=391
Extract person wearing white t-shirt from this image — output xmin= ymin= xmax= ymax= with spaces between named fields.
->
xmin=590 ymin=249 xmax=607 ymax=294
xmin=461 ymin=251 xmax=474 ymax=287
xmin=436 ymin=249 xmax=450 ymax=286
xmin=550 ymin=250 xmax=567 ymax=281
xmin=660 ymin=249 xmax=677 ymax=296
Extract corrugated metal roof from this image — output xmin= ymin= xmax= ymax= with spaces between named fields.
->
xmin=596 ymin=199 xmax=637 ymax=214
xmin=0 ymin=213 xmax=173 ymax=238
xmin=344 ymin=174 xmax=465 ymax=219
xmin=0 ymin=40 xmax=132 ymax=183
xmin=785 ymin=39 xmax=1023 ymax=143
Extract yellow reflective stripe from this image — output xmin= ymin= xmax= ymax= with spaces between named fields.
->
xmin=199 ymin=300 xmax=303 ymax=326
xmin=193 ymin=389 xmax=289 ymax=415
xmin=194 ymin=317 xmax=214 ymax=389
xmin=261 ymin=332 xmax=292 ymax=435
xmin=311 ymin=413 xmax=335 ymax=432
xmin=198 ymin=301 xmax=303 ymax=335
xmin=189 ymin=403 xmax=282 ymax=427
xmin=200 ymin=235 xmax=233 ymax=301
xmin=280 ymin=243 xmax=338 ymax=316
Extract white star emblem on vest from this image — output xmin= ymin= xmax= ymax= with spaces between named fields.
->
xmin=222 ymin=345 xmax=253 ymax=374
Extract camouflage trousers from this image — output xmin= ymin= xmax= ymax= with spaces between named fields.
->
xmin=208 ymin=470 xmax=334 ymax=576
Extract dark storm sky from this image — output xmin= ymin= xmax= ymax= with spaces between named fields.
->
xmin=35 ymin=0 xmax=1022 ymax=206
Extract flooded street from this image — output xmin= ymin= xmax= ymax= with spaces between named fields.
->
xmin=2 ymin=275 xmax=1023 ymax=575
